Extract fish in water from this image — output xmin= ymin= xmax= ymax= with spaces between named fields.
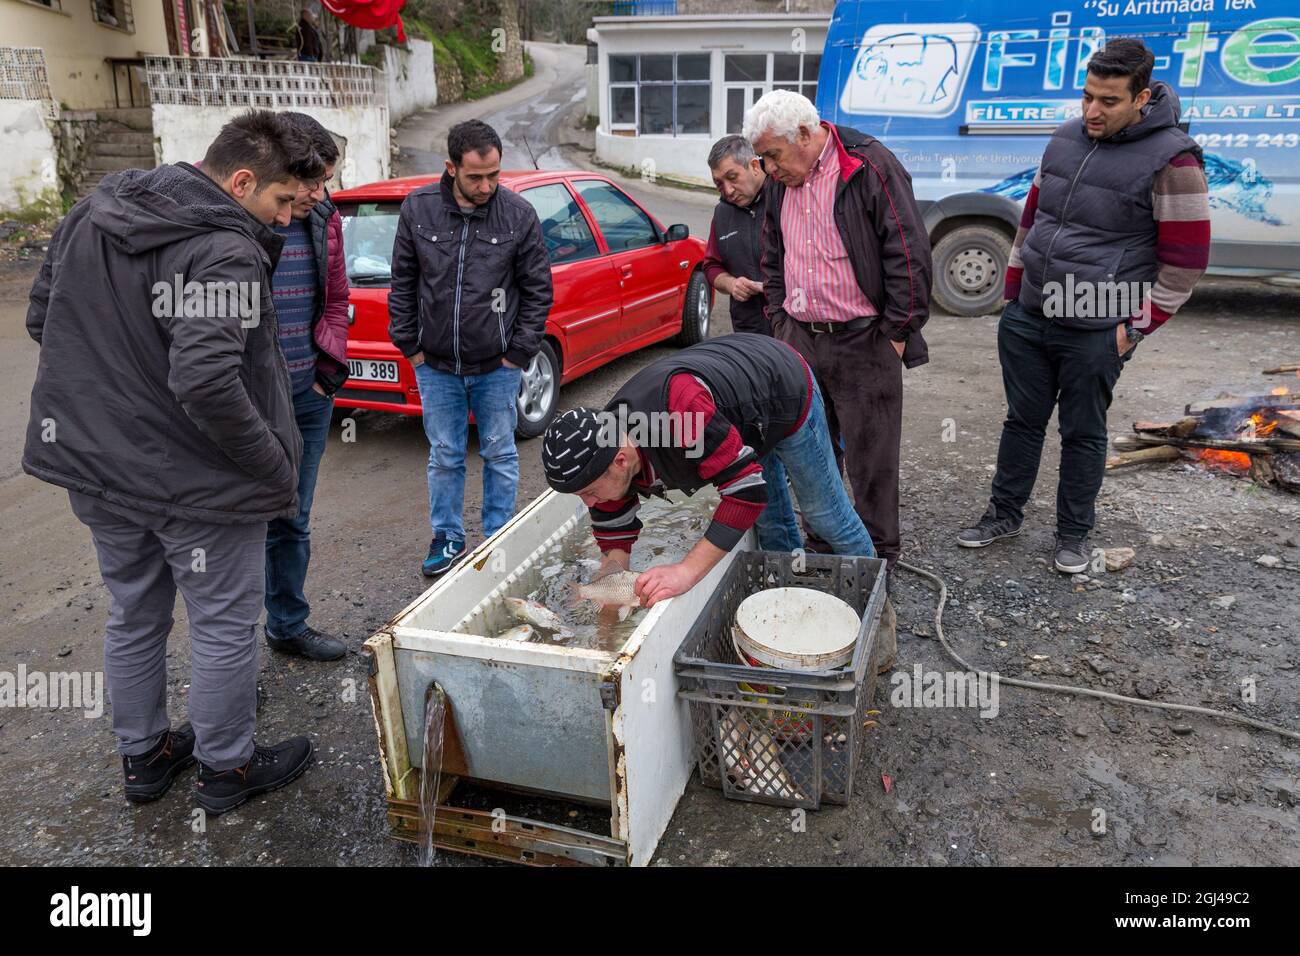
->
xmin=503 ymin=597 xmax=572 ymax=637
xmin=574 ymin=570 xmax=642 ymax=621
xmin=498 ymin=624 xmax=536 ymax=643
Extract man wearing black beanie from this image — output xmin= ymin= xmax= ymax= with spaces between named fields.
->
xmin=542 ymin=334 xmax=878 ymax=613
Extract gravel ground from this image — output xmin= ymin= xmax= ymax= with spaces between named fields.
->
xmin=1 ymin=46 xmax=1296 ymax=862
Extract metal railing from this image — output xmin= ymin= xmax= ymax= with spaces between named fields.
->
xmin=143 ymin=56 xmax=386 ymax=110
xmin=0 ymin=47 xmax=58 ymax=121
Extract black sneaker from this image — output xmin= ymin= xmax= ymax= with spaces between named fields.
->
xmin=266 ymin=625 xmax=346 ymax=662
xmin=123 ymin=722 xmax=196 ymax=803
xmin=956 ymin=506 xmax=1024 ymax=549
xmin=195 ymin=737 xmax=314 ymax=815
xmin=1054 ymin=535 xmax=1091 ymax=574
xmin=421 ymin=535 xmax=466 ymax=577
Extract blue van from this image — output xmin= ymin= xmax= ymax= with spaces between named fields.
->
xmin=817 ymin=1 xmax=1300 ymax=314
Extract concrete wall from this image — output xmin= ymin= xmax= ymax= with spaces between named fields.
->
xmin=590 ymin=16 xmax=828 ymax=182
xmin=382 ymin=39 xmax=437 ymax=124
xmin=0 ymin=99 xmax=60 ymax=218
xmin=151 ymin=103 xmax=391 ymax=189
xmin=3 ymin=1 xmax=183 ymax=109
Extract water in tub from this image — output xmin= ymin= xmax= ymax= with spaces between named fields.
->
xmin=489 ymin=491 xmax=719 ymax=653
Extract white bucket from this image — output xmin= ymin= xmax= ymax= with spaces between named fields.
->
xmin=732 ymin=588 xmax=860 ymax=672
xmin=731 ymin=588 xmax=860 ymax=742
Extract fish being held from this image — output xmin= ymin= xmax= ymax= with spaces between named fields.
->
xmin=574 ymin=570 xmax=643 ymax=621
xmin=498 ymin=624 xmax=536 ymax=643
xmin=503 ymin=597 xmax=572 ymax=637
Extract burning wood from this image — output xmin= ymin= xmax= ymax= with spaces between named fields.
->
xmin=1105 ymin=445 xmax=1182 ymax=470
xmin=1115 ymin=373 xmax=1300 ymax=493
xmin=1194 ymin=449 xmax=1253 ymax=471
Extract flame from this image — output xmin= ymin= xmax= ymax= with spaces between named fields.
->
xmin=1238 ymin=411 xmax=1279 ymax=439
xmin=1271 ymin=385 xmax=1289 ymax=396
xmin=1197 ymin=449 xmax=1253 ymax=470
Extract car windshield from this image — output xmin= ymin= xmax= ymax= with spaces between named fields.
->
xmin=338 ymin=201 xmax=401 ymax=285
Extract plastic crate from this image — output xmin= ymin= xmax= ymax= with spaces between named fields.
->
xmin=674 ymin=551 xmax=886 ymax=810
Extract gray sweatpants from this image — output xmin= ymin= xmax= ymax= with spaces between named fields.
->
xmin=69 ymin=491 xmax=265 ymax=770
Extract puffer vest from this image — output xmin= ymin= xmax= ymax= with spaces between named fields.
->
xmin=1019 ymin=83 xmax=1201 ymax=328
xmin=605 ymin=333 xmax=809 ymax=495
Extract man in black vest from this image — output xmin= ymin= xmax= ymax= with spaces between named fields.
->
xmin=540 ymin=335 xmax=881 ymax=615
xmin=957 ymin=38 xmax=1210 ymax=573
xmin=702 ymin=135 xmax=770 ymax=336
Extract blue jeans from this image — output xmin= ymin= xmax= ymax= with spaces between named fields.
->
xmin=265 ymin=385 xmax=333 ymax=638
xmin=415 ymin=362 xmax=521 ymax=542
xmin=758 ymin=376 xmax=876 ymax=558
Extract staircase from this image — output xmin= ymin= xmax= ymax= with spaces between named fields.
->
xmin=75 ymin=107 xmax=157 ymax=201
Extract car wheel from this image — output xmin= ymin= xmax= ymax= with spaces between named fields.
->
xmin=515 ymin=340 xmax=559 ymax=439
xmin=675 ymin=269 xmax=711 ymax=346
xmin=931 ymin=224 xmax=1012 ymax=317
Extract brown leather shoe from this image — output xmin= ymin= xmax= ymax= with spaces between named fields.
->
xmin=876 ymin=597 xmax=897 ymax=674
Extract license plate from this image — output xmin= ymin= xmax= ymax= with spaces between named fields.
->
xmin=348 ymin=359 xmax=400 ymax=383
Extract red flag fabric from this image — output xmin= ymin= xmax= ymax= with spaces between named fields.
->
xmin=320 ymin=0 xmax=408 ymax=44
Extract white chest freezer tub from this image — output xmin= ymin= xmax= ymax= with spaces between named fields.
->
xmin=364 ymin=488 xmax=754 ymax=867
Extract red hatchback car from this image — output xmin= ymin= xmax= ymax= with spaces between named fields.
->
xmin=331 ymin=171 xmax=713 ymax=437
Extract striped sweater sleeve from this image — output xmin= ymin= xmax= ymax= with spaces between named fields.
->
xmin=1003 ymin=167 xmax=1042 ymax=302
xmin=1137 ymin=151 xmax=1211 ymax=332
xmin=668 ymin=373 xmax=767 ymax=552
xmin=590 ymin=494 xmax=642 ymax=554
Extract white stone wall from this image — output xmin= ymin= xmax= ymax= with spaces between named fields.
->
xmin=383 ymin=39 xmax=438 ymax=124
xmin=151 ymin=103 xmax=392 ymax=189
xmin=0 ymin=99 xmax=60 ymax=217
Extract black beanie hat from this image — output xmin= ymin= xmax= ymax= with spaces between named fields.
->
xmin=542 ymin=407 xmax=619 ymax=494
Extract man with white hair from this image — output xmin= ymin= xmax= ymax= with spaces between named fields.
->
xmin=745 ymin=90 xmax=932 ymax=657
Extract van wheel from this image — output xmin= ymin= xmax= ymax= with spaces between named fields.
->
xmin=932 ymin=225 xmax=1012 ymax=316
xmin=515 ymin=340 xmax=559 ymax=440
xmin=675 ymin=269 xmax=711 ymax=346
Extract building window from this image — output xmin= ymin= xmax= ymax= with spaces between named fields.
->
xmin=13 ymin=0 xmax=64 ymax=10
xmin=91 ymin=0 xmax=135 ymax=33
xmin=608 ymin=52 xmax=711 ymax=137
xmin=723 ymin=52 xmax=821 ymax=134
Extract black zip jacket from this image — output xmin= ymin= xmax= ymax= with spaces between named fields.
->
xmin=388 ymin=172 xmax=553 ymax=376
xmin=702 ymin=190 xmax=769 ymax=335
xmin=24 ymin=163 xmax=301 ymax=523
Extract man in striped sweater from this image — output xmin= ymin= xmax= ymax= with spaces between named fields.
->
xmin=541 ymin=335 xmax=880 ymax=625
xmin=957 ymin=38 xmax=1210 ymax=573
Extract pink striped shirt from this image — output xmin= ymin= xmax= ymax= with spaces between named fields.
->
xmin=780 ymin=123 xmax=876 ymax=323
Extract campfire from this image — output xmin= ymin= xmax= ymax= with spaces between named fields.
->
xmin=1107 ymin=367 xmax=1300 ymax=494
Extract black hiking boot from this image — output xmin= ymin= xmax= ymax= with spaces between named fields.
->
xmin=123 ymin=722 xmax=196 ymax=803
xmin=196 ymin=737 xmax=314 ymax=815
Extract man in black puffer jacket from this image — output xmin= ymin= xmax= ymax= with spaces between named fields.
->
xmin=23 ymin=111 xmax=324 ymax=814
xmin=388 ymin=119 xmax=553 ymax=577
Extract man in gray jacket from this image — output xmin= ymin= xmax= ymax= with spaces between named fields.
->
xmin=23 ymin=111 xmax=325 ymax=814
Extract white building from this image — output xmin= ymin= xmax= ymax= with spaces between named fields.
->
xmin=588 ymin=13 xmax=830 ymax=184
